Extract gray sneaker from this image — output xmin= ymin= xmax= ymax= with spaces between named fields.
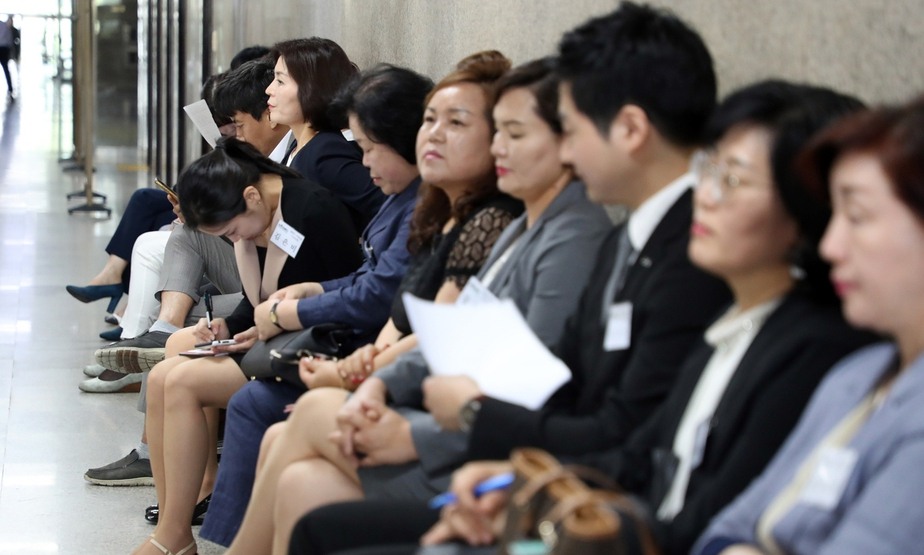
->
xmin=83 ymin=449 xmax=154 ymax=486
xmin=95 ymin=330 xmax=171 ymax=374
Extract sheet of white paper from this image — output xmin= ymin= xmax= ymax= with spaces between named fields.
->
xmin=403 ymin=293 xmax=571 ymax=410
xmin=183 ymin=99 xmax=222 ymax=147
xmin=455 ymin=276 xmax=500 ymax=306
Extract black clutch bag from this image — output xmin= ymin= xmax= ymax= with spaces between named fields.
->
xmin=239 ymin=323 xmax=352 ymax=389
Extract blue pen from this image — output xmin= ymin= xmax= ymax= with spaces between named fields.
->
xmin=428 ymin=471 xmax=515 ymax=509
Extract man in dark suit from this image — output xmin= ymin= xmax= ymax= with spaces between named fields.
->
xmin=426 ymin=2 xmax=732 ymax=461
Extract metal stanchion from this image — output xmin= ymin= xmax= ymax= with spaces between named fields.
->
xmin=67 ymin=0 xmax=109 ymax=216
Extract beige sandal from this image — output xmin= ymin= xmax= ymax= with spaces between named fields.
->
xmin=148 ymin=536 xmax=197 ymax=555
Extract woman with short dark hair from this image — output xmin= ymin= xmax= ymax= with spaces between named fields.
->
xmin=265 ymin=38 xmax=384 ymax=233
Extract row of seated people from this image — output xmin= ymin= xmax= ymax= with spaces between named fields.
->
xmin=72 ymin=3 xmax=924 ymax=555
xmin=65 ymin=45 xmax=274 ymax=345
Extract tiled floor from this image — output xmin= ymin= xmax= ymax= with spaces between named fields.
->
xmin=0 ymin=43 xmax=223 ymax=555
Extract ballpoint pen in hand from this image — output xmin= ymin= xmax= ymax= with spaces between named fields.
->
xmin=428 ymin=471 xmax=516 ymax=509
xmin=205 ymin=292 xmax=213 ymax=330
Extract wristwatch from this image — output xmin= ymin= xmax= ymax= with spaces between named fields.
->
xmin=458 ymin=395 xmax=485 ymax=433
xmin=269 ymin=301 xmax=286 ymax=330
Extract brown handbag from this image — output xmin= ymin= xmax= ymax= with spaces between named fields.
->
xmin=497 ymin=448 xmax=661 ymax=555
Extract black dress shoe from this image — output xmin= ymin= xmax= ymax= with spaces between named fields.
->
xmin=145 ymin=494 xmax=210 ymax=525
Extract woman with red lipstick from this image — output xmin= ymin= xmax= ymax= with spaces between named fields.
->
xmin=694 ymin=97 xmax=924 ymax=555
xmin=263 ymin=38 xmax=385 ymax=236
xmin=279 ymin=80 xmax=877 ymax=555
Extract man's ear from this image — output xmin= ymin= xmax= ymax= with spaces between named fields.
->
xmin=608 ymin=104 xmax=651 ymax=155
xmin=263 ymin=109 xmax=278 ymax=129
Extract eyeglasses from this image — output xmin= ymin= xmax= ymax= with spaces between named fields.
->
xmin=691 ymin=150 xmax=765 ymax=204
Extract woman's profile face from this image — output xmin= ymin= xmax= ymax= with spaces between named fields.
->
xmin=490 ymin=87 xmax=567 ymax=203
xmin=688 ymin=124 xmax=799 ymax=283
xmin=349 ymin=113 xmax=417 ymax=196
xmin=416 ymin=83 xmax=494 ymax=191
xmin=821 ymin=152 xmax=924 ymax=335
xmin=265 ymin=57 xmax=303 ymax=126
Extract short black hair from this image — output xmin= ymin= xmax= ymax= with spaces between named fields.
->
xmin=706 ymin=80 xmax=865 ymax=304
xmin=331 ymin=64 xmax=434 ymax=165
xmin=556 ymin=1 xmax=716 ymax=146
xmin=212 ymin=58 xmax=275 ymax=121
xmin=230 ymin=45 xmax=270 ymax=69
xmin=201 ymin=71 xmax=232 ymax=127
xmin=270 ymin=38 xmax=358 ymax=132
xmin=494 ymin=57 xmax=561 ymax=135
xmin=176 ymin=137 xmax=300 ymax=229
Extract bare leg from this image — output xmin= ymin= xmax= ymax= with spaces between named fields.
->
xmin=134 ymin=350 xmax=247 ymax=555
xmin=225 ymin=388 xmax=357 ymax=555
xmin=272 ymin=459 xmax=363 ymax=555
xmin=256 ymin=422 xmax=287 ymax=473
xmin=158 ymin=290 xmax=195 ymax=329
xmin=89 ymin=254 xmax=128 ymax=286
xmin=201 ymin=408 xmax=220 ymax=500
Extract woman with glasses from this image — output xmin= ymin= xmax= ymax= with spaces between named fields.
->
xmin=283 ymin=80 xmax=875 ymax=555
xmin=693 ymin=96 xmax=924 ymax=555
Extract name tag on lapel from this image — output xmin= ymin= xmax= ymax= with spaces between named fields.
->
xmin=800 ymin=446 xmax=858 ymax=510
xmin=603 ymin=302 xmax=633 ymax=351
xmin=270 ymin=220 xmax=304 ymax=258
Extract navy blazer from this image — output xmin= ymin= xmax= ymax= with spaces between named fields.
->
xmin=468 ymin=189 xmax=732 ymax=460
xmin=290 ymin=131 xmax=386 ymax=234
xmin=582 ymin=292 xmax=874 ymax=554
xmin=295 ymin=178 xmax=419 ymax=352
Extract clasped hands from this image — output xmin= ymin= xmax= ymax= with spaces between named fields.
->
xmin=328 ymin=377 xmax=419 ymax=468
xmin=297 ymin=343 xmax=381 ymax=390
xmin=421 ymin=460 xmax=514 ymax=547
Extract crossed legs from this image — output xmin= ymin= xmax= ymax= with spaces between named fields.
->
xmin=226 ymin=388 xmax=362 ymax=555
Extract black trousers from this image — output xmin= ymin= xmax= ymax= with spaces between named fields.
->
xmin=288 ymin=499 xmax=438 ymax=555
xmin=0 ymin=46 xmax=11 ymax=92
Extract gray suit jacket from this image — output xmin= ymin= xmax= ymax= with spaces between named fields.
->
xmin=694 ymin=342 xmax=924 ymax=555
xmin=364 ymin=182 xmax=612 ymax=492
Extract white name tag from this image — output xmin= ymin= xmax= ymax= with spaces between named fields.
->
xmin=270 ymin=220 xmax=304 ymax=258
xmin=800 ymin=446 xmax=858 ymax=510
xmin=603 ymin=302 xmax=633 ymax=351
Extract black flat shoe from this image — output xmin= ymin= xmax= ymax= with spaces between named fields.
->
xmin=145 ymin=494 xmax=210 ymax=525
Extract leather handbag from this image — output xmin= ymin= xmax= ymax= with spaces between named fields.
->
xmin=239 ymin=323 xmax=351 ymax=389
xmin=497 ymin=448 xmax=661 ymax=555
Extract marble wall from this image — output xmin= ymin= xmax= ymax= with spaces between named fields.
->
xmin=209 ymin=0 xmax=923 ymax=105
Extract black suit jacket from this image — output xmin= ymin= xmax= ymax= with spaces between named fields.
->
xmin=468 ymin=189 xmax=732 ymax=459
xmin=290 ymin=131 xmax=386 ymax=234
xmin=223 ymin=177 xmax=363 ymax=334
xmin=584 ymin=291 xmax=875 ymax=555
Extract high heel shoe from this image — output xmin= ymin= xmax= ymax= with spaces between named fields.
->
xmin=65 ymin=283 xmax=123 ymax=314
xmin=99 ymin=327 xmax=123 ymax=341
xmin=145 ymin=494 xmax=210 ymax=525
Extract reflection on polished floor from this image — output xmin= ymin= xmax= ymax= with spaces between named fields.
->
xmin=0 ymin=48 xmax=223 ymax=554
